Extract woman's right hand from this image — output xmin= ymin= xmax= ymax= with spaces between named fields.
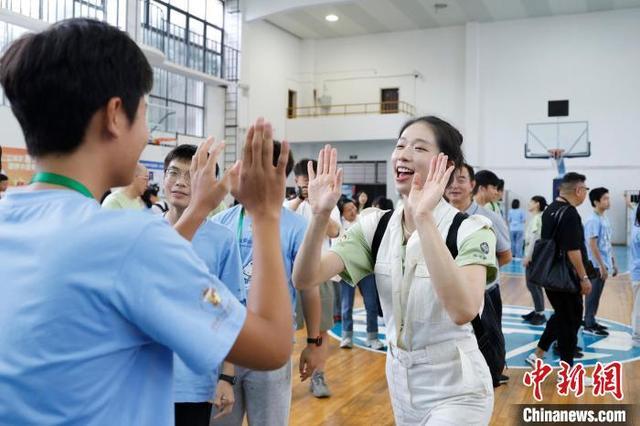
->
xmin=307 ymin=144 xmax=343 ymax=216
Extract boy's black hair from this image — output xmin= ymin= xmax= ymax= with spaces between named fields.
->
xmin=164 ymin=144 xmax=197 ymax=171
xmin=511 ymin=199 xmax=520 ymax=209
xmin=589 ymin=187 xmax=609 ymax=207
xmin=0 ymin=18 xmax=153 ymax=157
xmin=293 ymin=158 xmax=317 ymax=178
xmin=474 ymin=170 xmax=500 ymax=189
xmin=164 ymin=143 xmax=224 ymax=177
xmin=497 ymin=179 xmax=505 ymax=192
xmin=0 ymin=173 xmax=8 ymax=182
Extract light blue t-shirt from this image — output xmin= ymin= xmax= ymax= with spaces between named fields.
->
xmin=0 ymin=190 xmax=246 ymax=425
xmin=584 ymin=211 xmax=613 ymax=271
xmin=631 ymin=223 xmax=640 ymax=281
xmin=508 ymin=208 xmax=526 ymax=232
xmin=173 ymin=220 xmax=245 ymax=403
xmin=212 ymin=205 xmax=307 ymax=321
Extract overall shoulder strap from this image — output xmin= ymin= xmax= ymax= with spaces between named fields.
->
xmin=371 ymin=210 xmax=394 ymax=263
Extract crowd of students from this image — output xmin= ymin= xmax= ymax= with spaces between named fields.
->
xmin=1 ymin=18 xmax=640 ymax=426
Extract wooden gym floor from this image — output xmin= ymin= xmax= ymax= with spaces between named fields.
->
xmin=289 ymin=273 xmax=639 ymax=426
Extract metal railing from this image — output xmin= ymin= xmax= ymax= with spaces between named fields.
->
xmin=288 ymin=101 xmax=416 ymax=119
xmin=0 ymin=0 xmax=122 ymax=28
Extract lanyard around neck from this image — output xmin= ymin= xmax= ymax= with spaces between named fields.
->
xmin=30 ymin=172 xmax=94 ymax=199
xmin=236 ymin=208 xmax=246 ymax=241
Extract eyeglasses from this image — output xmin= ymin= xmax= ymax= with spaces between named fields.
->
xmin=165 ymin=167 xmax=190 ymax=184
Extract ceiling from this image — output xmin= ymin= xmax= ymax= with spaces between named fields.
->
xmin=258 ymin=0 xmax=640 ymax=39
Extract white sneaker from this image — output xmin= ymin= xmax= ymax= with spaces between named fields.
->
xmin=340 ymin=336 xmax=353 ymax=349
xmin=366 ymin=338 xmax=384 ymax=350
xmin=525 ymin=353 xmax=540 ymax=368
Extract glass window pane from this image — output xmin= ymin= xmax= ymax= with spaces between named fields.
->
xmin=170 ymin=0 xmax=188 ymax=12
xmin=168 ymin=101 xmax=186 ymax=134
xmin=186 ymin=79 xmax=204 ymax=106
xmin=167 ymin=72 xmax=186 ymax=102
xmin=206 ymin=0 xmax=224 ymax=27
xmin=186 ymin=106 xmax=204 ymax=136
xmin=189 ymin=0 xmax=206 ymax=20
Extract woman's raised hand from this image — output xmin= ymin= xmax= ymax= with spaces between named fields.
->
xmin=307 ymin=144 xmax=343 ymax=216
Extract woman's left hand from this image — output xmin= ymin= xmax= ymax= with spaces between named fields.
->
xmin=407 ymin=153 xmax=454 ymax=221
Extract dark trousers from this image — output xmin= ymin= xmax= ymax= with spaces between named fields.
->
xmin=175 ymin=402 xmax=212 ymax=426
xmin=487 ymin=285 xmax=503 ymax=329
xmin=537 ymin=289 xmax=583 ymax=366
xmin=584 ymin=274 xmax=605 ymax=328
xmin=525 ymin=270 xmax=545 ymax=313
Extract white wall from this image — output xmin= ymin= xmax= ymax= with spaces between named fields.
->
xmin=240 ymin=19 xmax=304 ymax=138
xmin=473 ymin=8 xmax=640 ymax=243
xmin=241 ymin=8 xmax=640 ymax=243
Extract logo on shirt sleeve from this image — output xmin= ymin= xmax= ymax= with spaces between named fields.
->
xmin=480 ymin=242 xmax=490 ymax=255
xmin=202 ymin=287 xmax=222 ymax=306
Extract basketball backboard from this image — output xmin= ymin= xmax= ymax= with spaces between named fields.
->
xmin=525 ymin=121 xmax=591 ymax=159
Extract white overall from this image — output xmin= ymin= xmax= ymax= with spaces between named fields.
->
xmin=363 ymin=201 xmax=494 ymax=425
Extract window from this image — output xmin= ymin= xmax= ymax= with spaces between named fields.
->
xmin=149 ymin=68 xmax=205 ymax=137
xmin=141 ymin=0 xmax=225 ymax=77
xmin=380 ymin=88 xmax=399 ymax=114
xmin=338 ymin=161 xmax=387 ymax=184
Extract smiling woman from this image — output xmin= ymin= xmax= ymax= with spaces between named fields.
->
xmin=292 ymin=115 xmax=499 ymax=425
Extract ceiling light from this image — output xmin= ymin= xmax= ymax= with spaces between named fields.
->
xmin=325 ymin=14 xmax=339 ymax=22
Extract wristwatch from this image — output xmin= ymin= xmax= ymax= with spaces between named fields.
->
xmin=581 ymin=275 xmax=589 ymax=282
xmin=307 ymin=335 xmax=323 ymax=346
xmin=218 ymin=374 xmax=237 ymax=385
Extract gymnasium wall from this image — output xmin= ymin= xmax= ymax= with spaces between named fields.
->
xmin=241 ymin=8 xmax=640 ymax=243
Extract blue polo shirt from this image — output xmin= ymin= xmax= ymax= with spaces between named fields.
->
xmin=584 ymin=211 xmax=613 ymax=271
xmin=0 ymin=190 xmax=246 ymax=425
xmin=211 ymin=205 xmax=307 ymax=321
xmin=173 ymin=220 xmax=245 ymax=403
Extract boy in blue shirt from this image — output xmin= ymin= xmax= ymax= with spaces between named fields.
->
xmin=0 ymin=19 xmax=294 ymax=425
xmin=583 ymin=187 xmax=618 ymax=336
xmin=211 ymin=141 xmax=324 ymax=426
xmin=161 ymin=144 xmax=245 ymax=425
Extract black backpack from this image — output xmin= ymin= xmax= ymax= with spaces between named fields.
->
xmin=371 ymin=210 xmax=505 ymax=386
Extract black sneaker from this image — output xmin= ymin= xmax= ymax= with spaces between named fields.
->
xmin=595 ymin=323 xmax=609 ymax=331
xmin=552 ymin=343 xmax=583 ymax=358
xmin=583 ymin=326 xmax=609 ymax=337
xmin=521 ymin=311 xmax=536 ymax=320
xmin=498 ymin=374 xmax=509 ymax=385
xmin=528 ymin=313 xmax=547 ymax=325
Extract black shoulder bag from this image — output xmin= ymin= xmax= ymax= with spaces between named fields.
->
xmin=526 ymin=206 xmax=579 ymax=293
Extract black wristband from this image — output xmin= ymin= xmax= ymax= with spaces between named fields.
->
xmin=218 ymin=374 xmax=237 ymax=385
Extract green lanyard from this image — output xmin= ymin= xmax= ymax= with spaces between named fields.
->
xmin=236 ymin=207 xmax=245 ymax=241
xmin=30 ymin=172 xmax=94 ymax=199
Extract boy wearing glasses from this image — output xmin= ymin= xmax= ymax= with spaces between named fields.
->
xmin=163 ymin=144 xmax=245 ymax=425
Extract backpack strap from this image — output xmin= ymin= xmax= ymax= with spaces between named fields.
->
xmin=446 ymin=212 xmax=468 ymax=258
xmin=446 ymin=212 xmax=486 ymax=336
xmin=371 ymin=209 xmax=394 ymax=263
